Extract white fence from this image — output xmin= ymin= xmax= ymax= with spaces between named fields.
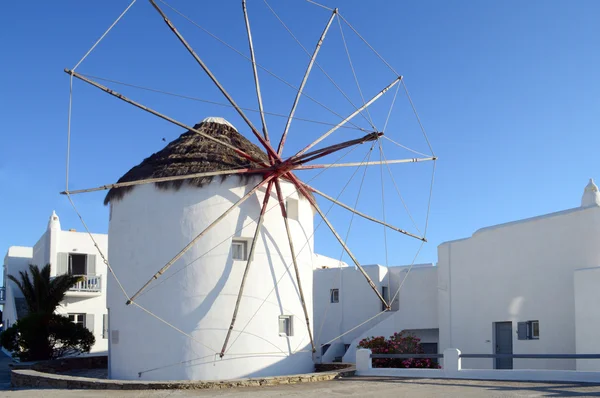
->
xmin=356 ymin=349 xmax=600 ymax=383
xmin=69 ymin=275 xmax=102 ymax=292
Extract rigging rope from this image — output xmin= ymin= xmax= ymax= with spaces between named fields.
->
xmin=379 ymin=142 xmax=422 ymax=234
xmin=72 ymin=0 xmax=137 ymax=71
xmin=337 ymin=16 xmax=375 ymax=128
xmin=65 ymin=193 xmax=130 ymax=302
xmin=158 ymin=0 xmax=367 ymax=133
xmin=263 ymin=0 xmax=376 ymax=131
xmin=382 ymin=135 xmax=432 ymax=158
xmin=76 ymin=73 xmax=367 ymax=132
xmin=305 ymin=0 xmax=334 ymax=12
xmin=137 ymin=145 xmax=360 ymax=299
xmin=65 ymin=75 xmax=73 ymax=191
xmin=224 ymin=146 xmax=370 ymax=354
xmin=315 ymin=143 xmax=375 ymax=345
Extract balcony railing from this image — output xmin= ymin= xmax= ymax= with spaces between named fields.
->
xmin=0 ymin=286 xmax=5 ymax=302
xmin=69 ymin=275 xmax=102 ymax=293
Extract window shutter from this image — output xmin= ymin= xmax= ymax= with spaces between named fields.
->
xmin=85 ymin=313 xmax=95 ymax=334
xmin=517 ymin=322 xmax=527 ymax=340
xmin=87 ymin=254 xmax=96 ymax=275
xmin=102 ymin=314 xmax=109 ymax=339
xmin=57 ymin=253 xmax=68 ymax=275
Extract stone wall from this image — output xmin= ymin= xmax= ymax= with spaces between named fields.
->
xmin=11 ymin=355 xmax=107 ymax=374
xmin=11 ymin=366 xmax=355 ymax=390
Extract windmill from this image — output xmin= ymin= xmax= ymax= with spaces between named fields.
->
xmin=62 ymin=0 xmax=436 ymax=380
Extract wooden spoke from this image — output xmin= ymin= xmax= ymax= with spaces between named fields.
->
xmin=291 ymin=76 xmax=402 ymax=160
xmin=274 ymin=180 xmax=316 ymax=353
xmin=149 ymin=0 xmax=280 ymax=161
xmin=304 ymin=183 xmax=426 ymax=242
xmin=65 ymin=69 xmax=267 ymax=167
xmin=242 ymin=0 xmax=269 ymax=143
xmin=285 ymin=173 xmax=390 ymax=310
xmin=220 ymin=180 xmax=275 ymax=357
xmin=61 ymin=167 xmax=272 ymax=196
xmin=126 ymin=175 xmax=275 ymax=305
xmin=277 ymin=8 xmax=337 ymax=156
xmin=295 ymin=157 xmax=436 ymax=170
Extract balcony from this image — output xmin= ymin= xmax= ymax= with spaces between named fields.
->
xmin=66 ymin=275 xmax=102 ymax=297
xmin=0 ymin=286 xmax=5 ymax=303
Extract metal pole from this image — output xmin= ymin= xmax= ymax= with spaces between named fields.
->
xmin=292 ymin=77 xmax=402 ymax=160
xmin=220 ymin=180 xmax=275 ymax=357
xmin=277 ymin=8 xmax=337 ymax=156
xmin=286 ymin=173 xmax=390 ymax=310
xmin=274 ymin=179 xmax=316 ymax=353
xmin=295 ymin=156 xmax=436 ymax=170
xmin=148 ymin=0 xmax=280 ymax=161
xmin=65 ymin=69 xmax=266 ymax=167
xmin=242 ymin=0 xmax=269 ymax=143
xmin=126 ymin=175 xmax=275 ymax=305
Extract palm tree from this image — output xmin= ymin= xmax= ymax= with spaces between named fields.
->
xmin=8 ymin=264 xmax=82 ymax=314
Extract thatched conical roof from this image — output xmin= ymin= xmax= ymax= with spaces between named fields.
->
xmin=104 ymin=118 xmax=269 ymax=205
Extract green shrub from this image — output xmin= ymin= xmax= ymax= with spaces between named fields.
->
xmin=1 ymin=313 xmax=95 ymax=361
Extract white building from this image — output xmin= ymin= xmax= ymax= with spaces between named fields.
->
xmin=2 ymin=211 xmax=109 ymax=354
xmin=107 ymin=118 xmax=315 ymax=381
xmin=314 ymin=178 xmax=600 ymax=371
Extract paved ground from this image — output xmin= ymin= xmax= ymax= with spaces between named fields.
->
xmin=0 ymin=351 xmax=13 ymax=390
xmin=2 ymin=377 xmax=600 ymax=397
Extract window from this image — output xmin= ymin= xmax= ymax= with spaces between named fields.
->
xmin=529 ymin=320 xmax=539 ymax=339
xmin=57 ymin=253 xmax=96 ymax=276
xmin=69 ymin=253 xmax=87 ymax=275
xmin=330 ymin=288 xmax=339 ymax=303
xmin=102 ymin=314 xmax=109 ymax=339
xmin=279 ymin=315 xmax=293 ymax=336
xmin=382 ymin=286 xmax=389 ymax=311
xmin=232 ymin=239 xmax=248 ymax=261
xmin=517 ymin=320 xmax=540 ymax=340
xmin=69 ymin=313 xmax=86 ymax=328
xmin=286 ymin=199 xmax=299 ymax=220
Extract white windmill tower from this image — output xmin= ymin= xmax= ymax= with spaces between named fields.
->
xmin=61 ymin=0 xmax=436 ymax=381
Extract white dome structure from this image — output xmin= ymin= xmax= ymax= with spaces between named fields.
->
xmin=581 ymin=178 xmax=600 ymax=208
xmin=106 ymin=118 xmax=315 ymax=381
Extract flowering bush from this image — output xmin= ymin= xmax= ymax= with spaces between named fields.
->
xmin=357 ymin=331 xmax=440 ymax=368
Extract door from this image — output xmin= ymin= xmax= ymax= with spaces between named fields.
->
xmin=494 ymin=322 xmax=513 ymax=369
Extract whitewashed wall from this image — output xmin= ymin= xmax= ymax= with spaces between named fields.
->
xmin=438 ymin=205 xmax=600 ymax=370
xmin=313 ymin=264 xmax=390 ymax=363
xmin=574 ymin=266 xmax=600 ymax=371
xmin=53 ymin=230 xmax=109 ymax=354
xmin=2 ymin=247 xmax=33 ymax=329
xmin=342 ymin=264 xmax=439 ymax=362
xmin=4 ymin=213 xmax=109 ymax=355
xmin=108 ymin=178 xmax=315 ymax=381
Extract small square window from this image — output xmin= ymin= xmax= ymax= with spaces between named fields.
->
xmin=518 ymin=320 xmax=540 ymax=340
xmin=279 ymin=315 xmax=293 ymax=336
xmin=529 ymin=320 xmax=539 ymax=339
xmin=232 ymin=239 xmax=248 ymax=261
xmin=330 ymin=288 xmax=339 ymax=303
xmin=286 ymin=199 xmax=299 ymax=220
xmin=69 ymin=313 xmax=86 ymax=328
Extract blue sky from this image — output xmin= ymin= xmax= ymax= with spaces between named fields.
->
xmin=1 ymin=0 xmax=599 ymax=274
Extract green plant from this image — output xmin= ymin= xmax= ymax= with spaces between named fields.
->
xmin=8 ymin=264 xmax=82 ymax=314
xmin=358 ymin=331 xmax=440 ymax=369
xmin=0 ymin=264 xmax=93 ymax=360
xmin=1 ymin=313 xmax=95 ymax=360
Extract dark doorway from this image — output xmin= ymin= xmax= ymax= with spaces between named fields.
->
xmin=494 ymin=321 xmax=513 ymax=369
xmin=69 ymin=253 xmax=87 ymax=275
